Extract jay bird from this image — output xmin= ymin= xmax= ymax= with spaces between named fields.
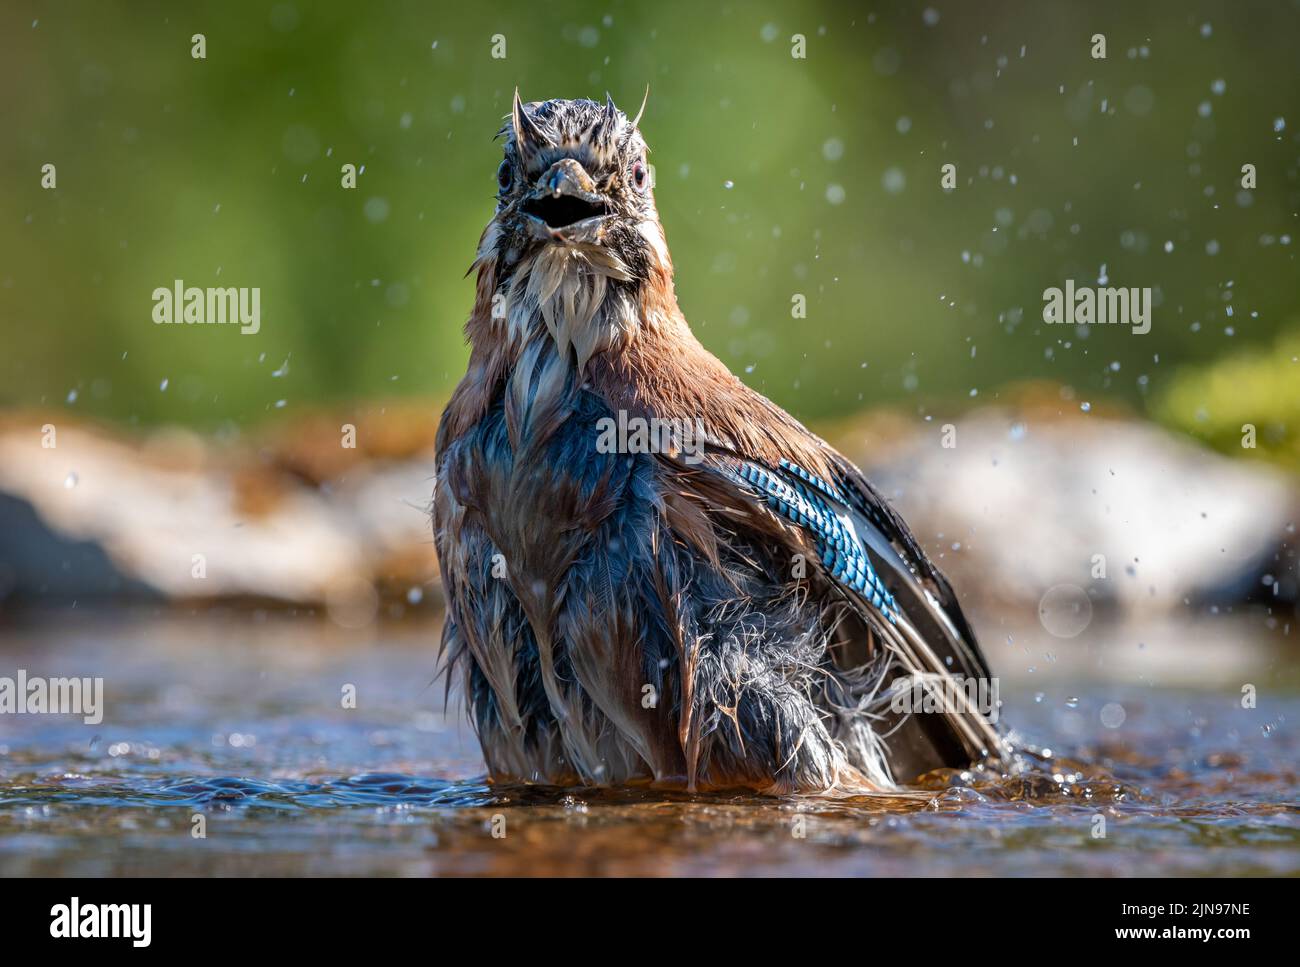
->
xmin=434 ymin=93 xmax=1007 ymax=794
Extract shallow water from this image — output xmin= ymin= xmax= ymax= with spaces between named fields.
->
xmin=0 ymin=609 xmax=1296 ymax=876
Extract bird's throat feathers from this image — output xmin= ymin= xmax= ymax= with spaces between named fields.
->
xmin=466 ymin=219 xmax=677 ymax=379
xmin=445 ymin=226 xmax=835 ymax=485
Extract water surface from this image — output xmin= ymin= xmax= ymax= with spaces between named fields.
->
xmin=0 ymin=609 xmax=1295 ymax=876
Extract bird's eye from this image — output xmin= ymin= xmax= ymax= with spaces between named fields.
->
xmin=632 ymin=160 xmax=649 ymax=192
xmin=497 ymin=160 xmax=513 ymax=191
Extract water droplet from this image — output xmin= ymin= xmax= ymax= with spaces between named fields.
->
xmin=1038 ymin=584 xmax=1093 ymax=638
xmin=364 ymin=196 xmax=391 ymax=223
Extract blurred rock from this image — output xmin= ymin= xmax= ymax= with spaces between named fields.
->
xmin=0 ymin=412 xmax=440 ymax=612
xmin=837 ymin=403 xmax=1299 ymax=618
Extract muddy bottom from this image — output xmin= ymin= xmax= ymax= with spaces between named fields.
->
xmin=0 ymin=609 xmax=1295 ymax=876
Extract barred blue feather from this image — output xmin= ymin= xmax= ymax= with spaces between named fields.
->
xmin=724 ymin=458 xmax=899 ymax=621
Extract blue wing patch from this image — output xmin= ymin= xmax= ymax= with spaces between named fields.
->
xmin=726 ymin=459 xmax=898 ymax=623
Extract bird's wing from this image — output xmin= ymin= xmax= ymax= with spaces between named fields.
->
xmin=688 ymin=443 xmax=1006 ymax=771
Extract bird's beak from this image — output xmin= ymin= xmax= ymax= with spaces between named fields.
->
xmin=520 ymin=158 xmax=613 ymax=244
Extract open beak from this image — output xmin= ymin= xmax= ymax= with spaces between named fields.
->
xmin=521 ymin=158 xmax=613 ymax=244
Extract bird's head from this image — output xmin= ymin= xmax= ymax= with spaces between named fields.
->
xmin=483 ymin=91 xmax=669 ymax=286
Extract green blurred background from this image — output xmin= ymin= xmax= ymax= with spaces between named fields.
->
xmin=1 ymin=0 xmax=1296 ymax=462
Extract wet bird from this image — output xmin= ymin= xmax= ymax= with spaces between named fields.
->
xmin=434 ymin=93 xmax=1007 ymax=794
